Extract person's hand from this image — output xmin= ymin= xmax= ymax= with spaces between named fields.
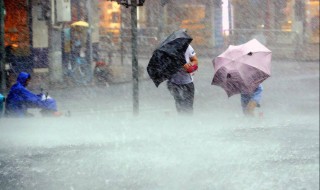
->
xmin=183 ymin=63 xmax=198 ymax=73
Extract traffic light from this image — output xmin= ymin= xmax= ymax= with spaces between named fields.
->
xmin=120 ymin=0 xmax=129 ymax=8
xmin=137 ymin=0 xmax=145 ymax=6
xmin=161 ymin=0 xmax=169 ymax=6
xmin=108 ymin=0 xmax=145 ymax=7
xmin=106 ymin=0 xmax=128 ymax=7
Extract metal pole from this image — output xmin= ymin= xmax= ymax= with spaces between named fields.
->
xmin=131 ymin=0 xmax=139 ymax=115
xmin=86 ymin=0 xmax=93 ymax=71
xmin=228 ymin=0 xmax=232 ymax=31
xmin=120 ymin=6 xmax=124 ymax=65
xmin=48 ymin=19 xmax=53 ymax=83
xmin=0 ymin=0 xmax=6 ymax=93
xmin=158 ymin=2 xmax=164 ymax=41
xmin=265 ymin=0 xmax=271 ymax=30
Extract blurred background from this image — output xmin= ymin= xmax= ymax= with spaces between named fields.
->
xmin=0 ymin=0 xmax=319 ymax=91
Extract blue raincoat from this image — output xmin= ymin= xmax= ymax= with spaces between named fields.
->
xmin=241 ymin=84 xmax=263 ymax=111
xmin=5 ymin=72 xmax=57 ymax=117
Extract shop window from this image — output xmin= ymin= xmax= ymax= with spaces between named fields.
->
xmin=176 ymin=4 xmax=206 ymax=46
xmin=99 ymin=1 xmax=121 ymax=35
xmin=274 ymin=0 xmax=294 ymax=31
xmin=4 ymin=0 xmax=30 ymax=56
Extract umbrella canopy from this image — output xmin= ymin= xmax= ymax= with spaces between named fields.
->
xmin=71 ymin=21 xmax=89 ymax=27
xmin=147 ymin=29 xmax=193 ymax=87
xmin=212 ymin=39 xmax=272 ymax=97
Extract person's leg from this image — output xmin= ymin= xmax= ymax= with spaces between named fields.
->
xmin=39 ymin=98 xmax=62 ymax=116
xmin=180 ymin=82 xmax=194 ymax=114
xmin=241 ymin=94 xmax=250 ymax=114
xmin=167 ymin=81 xmax=184 ymax=113
xmin=241 ymin=94 xmax=257 ymax=116
xmin=244 ymin=85 xmax=263 ymax=116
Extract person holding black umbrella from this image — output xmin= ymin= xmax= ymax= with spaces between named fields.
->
xmin=167 ymin=44 xmax=198 ymax=115
xmin=147 ymin=29 xmax=198 ymax=115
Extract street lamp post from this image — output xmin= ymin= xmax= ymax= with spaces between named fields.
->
xmin=108 ymin=0 xmax=145 ymax=115
xmin=0 ymin=0 xmax=6 ymax=93
xmin=131 ymin=0 xmax=139 ymax=115
xmin=86 ymin=0 xmax=93 ymax=73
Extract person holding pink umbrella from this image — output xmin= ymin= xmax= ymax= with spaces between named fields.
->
xmin=211 ymin=39 xmax=271 ymax=117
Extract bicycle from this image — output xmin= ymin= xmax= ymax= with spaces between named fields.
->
xmin=69 ymin=57 xmax=93 ymax=85
xmin=93 ymin=61 xmax=114 ymax=86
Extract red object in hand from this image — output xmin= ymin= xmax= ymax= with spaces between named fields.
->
xmin=96 ymin=61 xmax=107 ymax=67
xmin=185 ymin=64 xmax=198 ymax=73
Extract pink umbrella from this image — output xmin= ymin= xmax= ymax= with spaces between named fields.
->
xmin=212 ymin=39 xmax=272 ymax=97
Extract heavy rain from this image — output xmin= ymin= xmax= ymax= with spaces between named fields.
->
xmin=0 ymin=0 xmax=319 ymax=189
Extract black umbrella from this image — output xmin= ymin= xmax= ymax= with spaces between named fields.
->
xmin=147 ymin=29 xmax=193 ymax=87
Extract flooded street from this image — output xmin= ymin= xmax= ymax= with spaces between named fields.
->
xmin=1 ymin=58 xmax=318 ymax=190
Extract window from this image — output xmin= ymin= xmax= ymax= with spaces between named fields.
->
xmin=4 ymin=0 xmax=30 ymax=56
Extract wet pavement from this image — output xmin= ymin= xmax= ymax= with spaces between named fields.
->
xmin=0 ymin=57 xmax=319 ymax=190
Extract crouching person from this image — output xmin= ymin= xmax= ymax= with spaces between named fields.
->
xmin=5 ymin=72 xmax=62 ymax=117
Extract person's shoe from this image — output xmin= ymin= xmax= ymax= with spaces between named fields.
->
xmin=52 ymin=111 xmax=63 ymax=117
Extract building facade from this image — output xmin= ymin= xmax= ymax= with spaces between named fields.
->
xmin=1 ymin=0 xmax=224 ymax=88
xmin=3 ymin=0 xmax=32 ymax=72
xmin=228 ymin=0 xmax=319 ymax=60
xmin=97 ymin=0 xmax=223 ymax=58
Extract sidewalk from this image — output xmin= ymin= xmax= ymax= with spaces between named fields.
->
xmin=28 ymin=46 xmax=218 ymax=90
xmin=29 ymin=55 xmax=150 ymax=91
xmin=25 ymin=54 xmax=320 ymax=92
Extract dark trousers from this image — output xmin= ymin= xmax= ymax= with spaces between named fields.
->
xmin=167 ymin=81 xmax=195 ymax=114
